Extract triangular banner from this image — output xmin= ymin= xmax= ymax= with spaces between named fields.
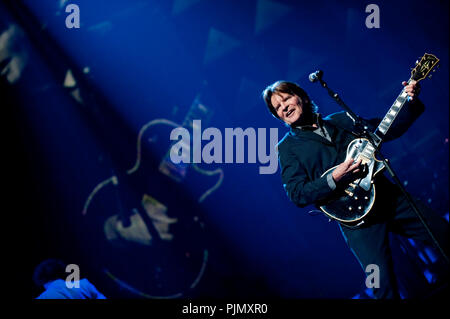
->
xmin=255 ymin=0 xmax=291 ymax=35
xmin=172 ymin=0 xmax=203 ymax=15
xmin=204 ymin=28 xmax=240 ymax=65
xmin=63 ymin=69 xmax=76 ymax=88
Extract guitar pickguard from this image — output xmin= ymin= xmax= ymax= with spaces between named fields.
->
xmin=319 ymin=138 xmax=384 ymax=223
xmin=345 ymin=138 xmax=385 ymax=191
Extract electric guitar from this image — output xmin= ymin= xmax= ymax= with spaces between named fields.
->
xmin=319 ymin=53 xmax=439 ymax=225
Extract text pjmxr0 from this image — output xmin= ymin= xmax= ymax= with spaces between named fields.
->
xmin=181 ymin=303 xmax=268 ymax=316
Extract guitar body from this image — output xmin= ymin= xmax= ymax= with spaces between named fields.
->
xmin=319 ymin=138 xmax=385 ymax=224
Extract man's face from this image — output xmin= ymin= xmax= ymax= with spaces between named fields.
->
xmin=270 ymin=92 xmax=304 ymax=125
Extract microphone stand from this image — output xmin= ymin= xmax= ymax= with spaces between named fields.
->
xmin=313 ymin=72 xmax=449 ymax=265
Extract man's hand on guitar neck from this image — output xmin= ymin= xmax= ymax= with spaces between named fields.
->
xmin=402 ymin=80 xmax=420 ymax=102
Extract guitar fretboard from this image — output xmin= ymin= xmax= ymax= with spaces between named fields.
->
xmin=355 ymin=80 xmax=413 ymax=161
xmin=375 ymin=80 xmax=412 ymax=141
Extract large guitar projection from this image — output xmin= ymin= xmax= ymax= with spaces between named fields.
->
xmin=82 ymin=96 xmax=224 ymax=298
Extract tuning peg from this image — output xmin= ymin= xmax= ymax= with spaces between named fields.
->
xmin=428 ymin=75 xmax=433 ymax=79
xmin=415 ymin=60 xmax=419 ymax=65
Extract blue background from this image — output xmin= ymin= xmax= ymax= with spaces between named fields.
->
xmin=3 ymin=0 xmax=447 ymax=298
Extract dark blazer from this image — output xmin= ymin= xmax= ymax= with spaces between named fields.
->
xmin=277 ymin=99 xmax=425 ymax=208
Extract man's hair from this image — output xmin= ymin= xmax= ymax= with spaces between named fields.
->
xmin=33 ymin=259 xmax=67 ymax=286
xmin=262 ymin=81 xmax=318 ymax=120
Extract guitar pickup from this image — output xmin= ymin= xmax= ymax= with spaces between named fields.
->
xmin=345 ymin=189 xmax=354 ymax=197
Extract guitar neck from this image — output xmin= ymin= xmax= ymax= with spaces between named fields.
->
xmin=158 ymin=96 xmax=213 ymax=182
xmin=374 ymin=78 xmax=413 ymax=142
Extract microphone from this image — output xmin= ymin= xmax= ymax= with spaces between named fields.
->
xmin=308 ymin=70 xmax=323 ymax=83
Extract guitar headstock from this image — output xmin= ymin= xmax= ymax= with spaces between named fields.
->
xmin=411 ymin=53 xmax=439 ymax=82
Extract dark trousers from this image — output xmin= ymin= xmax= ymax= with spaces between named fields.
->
xmin=339 ymin=177 xmax=449 ymax=299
